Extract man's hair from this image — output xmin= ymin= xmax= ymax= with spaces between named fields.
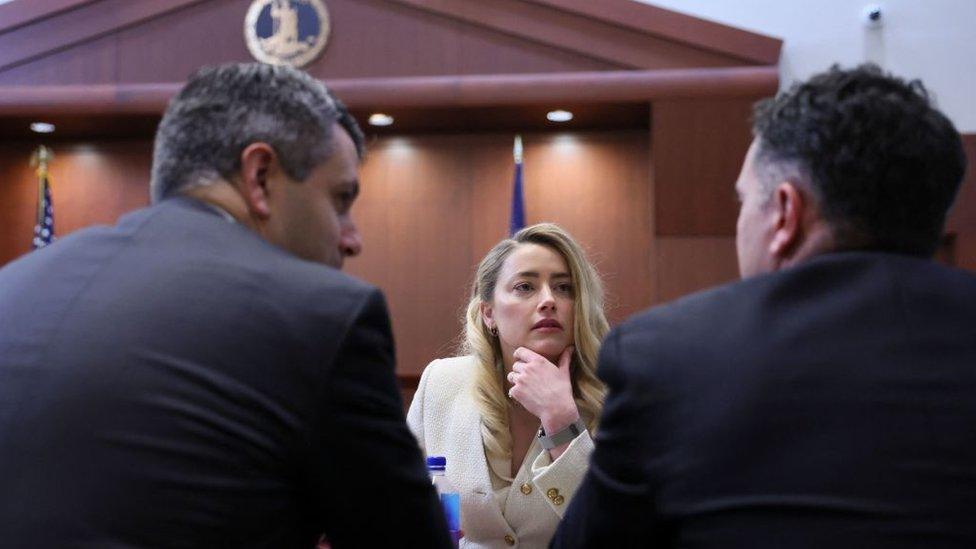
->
xmin=752 ymin=63 xmax=966 ymax=256
xmin=150 ymin=63 xmax=364 ymax=203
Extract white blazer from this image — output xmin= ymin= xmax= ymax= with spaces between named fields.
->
xmin=407 ymin=356 xmax=594 ymax=549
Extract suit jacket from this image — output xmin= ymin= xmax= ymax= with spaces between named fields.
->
xmin=407 ymin=356 xmax=593 ymax=549
xmin=553 ymin=252 xmax=976 ymax=548
xmin=0 ymin=197 xmax=451 ymax=548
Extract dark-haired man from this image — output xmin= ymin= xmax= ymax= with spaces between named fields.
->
xmin=0 ymin=63 xmax=451 ymax=547
xmin=553 ymin=64 xmax=976 ymax=547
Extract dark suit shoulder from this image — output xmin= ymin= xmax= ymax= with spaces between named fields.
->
xmin=623 ymin=251 xmax=975 ymax=332
xmin=610 ymin=251 xmax=976 ymax=381
xmin=156 ymin=196 xmax=379 ymax=314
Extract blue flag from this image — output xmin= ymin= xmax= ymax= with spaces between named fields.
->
xmin=509 ymin=135 xmax=525 ymax=236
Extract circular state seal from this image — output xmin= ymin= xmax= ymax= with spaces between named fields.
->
xmin=245 ymin=0 xmax=330 ymax=68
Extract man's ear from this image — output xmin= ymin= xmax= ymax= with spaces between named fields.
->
xmin=236 ymin=143 xmax=277 ymax=220
xmin=768 ymin=181 xmax=805 ymax=259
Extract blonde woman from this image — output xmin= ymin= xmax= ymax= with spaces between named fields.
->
xmin=407 ymin=223 xmax=609 ymax=548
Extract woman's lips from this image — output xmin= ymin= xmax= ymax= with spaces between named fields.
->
xmin=532 ymin=319 xmax=563 ymax=331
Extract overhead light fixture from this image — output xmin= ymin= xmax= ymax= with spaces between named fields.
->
xmin=30 ymin=122 xmax=56 ymax=134
xmin=368 ymin=113 xmax=394 ymax=127
xmin=546 ymin=110 xmax=573 ymax=123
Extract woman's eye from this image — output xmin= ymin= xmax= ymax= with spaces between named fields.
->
xmin=556 ymin=283 xmax=574 ymax=294
xmin=514 ymin=282 xmax=532 ymax=292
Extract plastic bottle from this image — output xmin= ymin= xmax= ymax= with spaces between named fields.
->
xmin=427 ymin=456 xmax=461 ymax=547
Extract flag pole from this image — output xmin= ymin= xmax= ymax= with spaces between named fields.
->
xmin=509 ymin=135 xmax=525 ymax=236
xmin=30 ymin=146 xmax=51 ymax=220
xmin=29 ymin=145 xmax=55 ymax=250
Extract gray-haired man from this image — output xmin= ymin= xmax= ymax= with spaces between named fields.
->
xmin=0 ymin=63 xmax=451 ymax=548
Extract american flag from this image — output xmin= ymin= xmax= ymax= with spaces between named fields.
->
xmin=32 ymin=147 xmax=55 ymax=250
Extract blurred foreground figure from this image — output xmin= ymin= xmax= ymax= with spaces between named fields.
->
xmin=553 ymin=64 xmax=976 ymax=548
xmin=0 ymin=63 xmax=450 ymax=548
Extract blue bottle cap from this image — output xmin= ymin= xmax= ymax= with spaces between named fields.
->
xmin=426 ymin=456 xmax=446 ymax=470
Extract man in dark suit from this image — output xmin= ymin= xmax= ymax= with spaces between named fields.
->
xmin=553 ymin=64 xmax=976 ymax=547
xmin=0 ymin=63 xmax=451 ymax=547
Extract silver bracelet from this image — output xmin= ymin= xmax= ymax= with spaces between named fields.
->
xmin=537 ymin=418 xmax=586 ymax=450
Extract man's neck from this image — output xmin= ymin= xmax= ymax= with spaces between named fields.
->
xmin=181 ymin=181 xmax=257 ymax=231
xmin=777 ymin=220 xmax=836 ymax=271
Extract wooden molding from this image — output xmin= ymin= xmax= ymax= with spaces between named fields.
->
xmin=0 ymin=0 xmax=97 ymax=34
xmin=386 ymin=0 xmax=780 ymax=68
xmin=0 ymin=0 xmax=207 ymax=72
xmin=1 ymin=0 xmax=782 ymax=71
xmin=329 ymin=67 xmax=778 ymax=106
xmin=525 ymin=0 xmax=782 ymax=65
xmin=0 ymin=66 xmax=778 ymax=117
xmin=0 ymin=83 xmax=181 ymax=116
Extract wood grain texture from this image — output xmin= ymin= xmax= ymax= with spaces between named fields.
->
xmin=0 ymin=0 xmax=618 ymax=85
xmin=386 ymin=0 xmax=756 ymax=70
xmin=652 ymin=97 xmax=758 ymax=237
xmin=345 ymin=131 xmax=653 ymax=375
xmin=0 ymin=67 xmax=779 ymax=117
xmin=655 ymin=236 xmax=739 ymax=304
xmin=0 ymin=0 xmax=782 ymax=86
xmin=0 ymin=140 xmax=151 ymax=265
xmin=312 ymin=0 xmax=618 ymax=79
xmin=0 ymin=0 xmax=96 ymax=34
xmin=946 ymin=134 xmax=976 ymax=270
xmin=524 ymin=0 xmax=782 ymax=64
xmin=0 ymin=0 xmax=206 ymax=74
xmin=346 ymin=134 xmax=478 ymax=376
xmin=0 ymin=104 xmax=648 ymax=140
xmin=0 ymin=34 xmax=119 ymax=86
xmin=0 ymin=131 xmax=654 ymax=377
xmin=520 ymin=131 xmax=653 ymax=324
xmin=0 ymin=144 xmax=38 ymax=262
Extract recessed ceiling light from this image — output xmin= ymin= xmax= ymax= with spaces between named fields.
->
xmin=546 ymin=110 xmax=573 ymax=123
xmin=368 ymin=113 xmax=394 ymax=127
xmin=30 ymin=122 xmax=56 ymax=134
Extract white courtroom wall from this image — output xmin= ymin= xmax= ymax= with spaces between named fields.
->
xmin=640 ymin=0 xmax=976 ymax=133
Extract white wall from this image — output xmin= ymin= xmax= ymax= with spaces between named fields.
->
xmin=639 ymin=0 xmax=976 ymax=133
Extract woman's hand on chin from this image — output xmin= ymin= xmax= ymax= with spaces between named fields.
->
xmin=507 ymin=346 xmax=579 ymax=430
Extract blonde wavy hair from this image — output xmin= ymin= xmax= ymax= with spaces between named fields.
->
xmin=462 ymin=223 xmax=609 ymax=463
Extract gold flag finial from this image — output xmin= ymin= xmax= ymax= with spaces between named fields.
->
xmin=30 ymin=145 xmax=54 ymax=178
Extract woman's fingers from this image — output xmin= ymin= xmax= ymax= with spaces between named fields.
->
xmin=513 ymin=346 xmax=545 ymax=364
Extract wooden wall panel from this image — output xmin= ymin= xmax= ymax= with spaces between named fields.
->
xmin=0 ymin=141 xmax=150 ymax=263
xmin=947 ymin=134 xmax=976 ymax=270
xmin=655 ymin=236 xmax=739 ymax=304
xmin=116 ymin=0 xmax=253 ymax=85
xmin=389 ymin=0 xmax=743 ymax=71
xmin=525 ymin=0 xmax=781 ymax=65
xmin=2 ymin=131 xmax=651 ymax=379
xmin=0 ymin=0 xmax=620 ymax=86
xmin=0 ymin=0 xmax=95 ymax=34
xmin=521 ymin=132 xmax=653 ymax=323
xmin=652 ymin=98 xmax=756 ymax=236
xmin=0 ymin=145 xmax=38 ymax=262
xmin=315 ymin=0 xmax=618 ymax=78
xmin=347 ymin=135 xmax=479 ymax=376
xmin=0 ymin=34 xmax=118 ymax=86
xmin=347 ymin=131 xmax=652 ymax=375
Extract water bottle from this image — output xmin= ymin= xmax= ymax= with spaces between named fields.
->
xmin=426 ymin=456 xmax=461 ymax=547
